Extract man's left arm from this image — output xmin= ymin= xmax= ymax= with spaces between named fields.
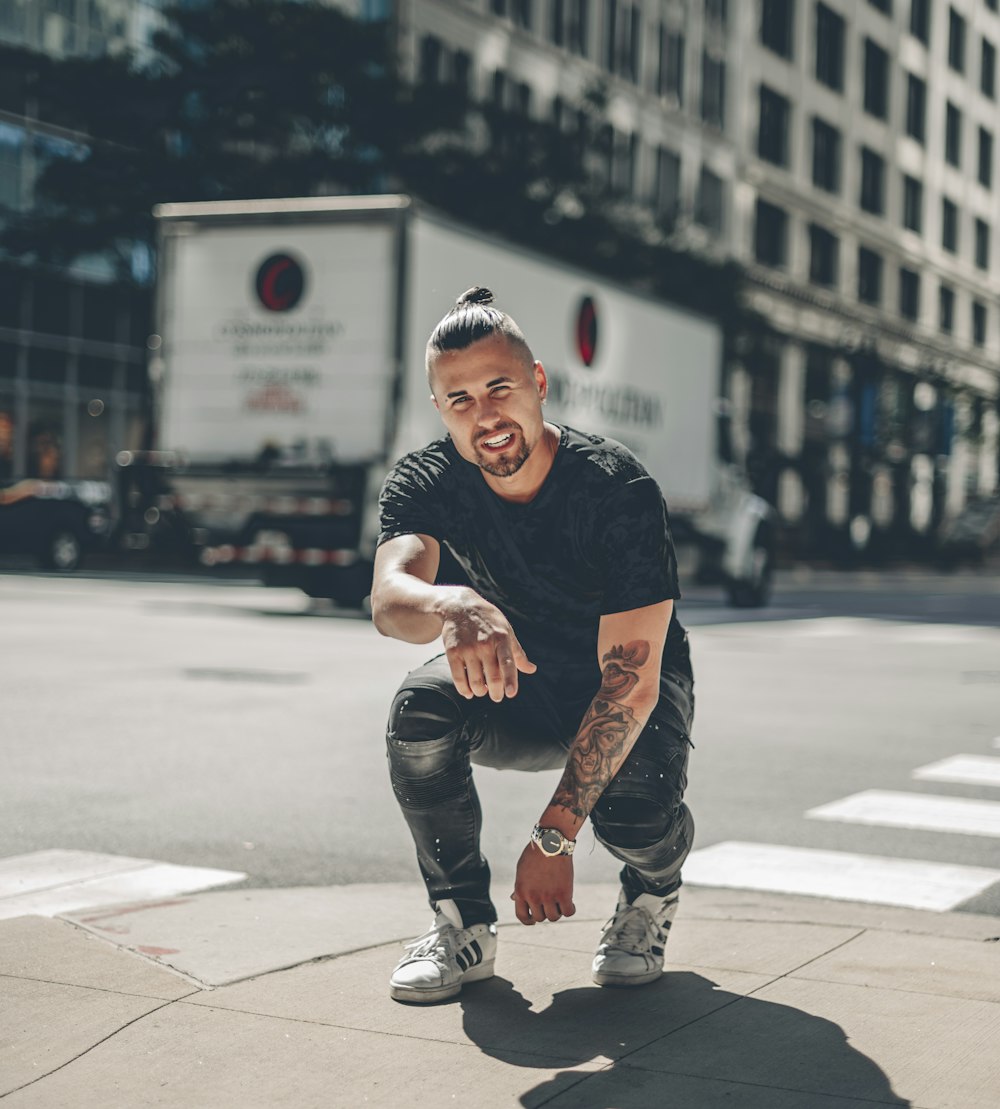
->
xmin=510 ymin=599 xmax=672 ymax=925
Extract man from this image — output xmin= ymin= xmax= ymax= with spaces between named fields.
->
xmin=372 ymin=287 xmax=695 ymax=1004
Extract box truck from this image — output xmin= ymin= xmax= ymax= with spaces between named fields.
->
xmin=120 ymin=195 xmax=774 ymax=605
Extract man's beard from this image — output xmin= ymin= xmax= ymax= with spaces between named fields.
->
xmin=474 ymin=425 xmax=531 ymax=477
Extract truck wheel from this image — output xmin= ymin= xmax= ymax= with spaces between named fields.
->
xmin=725 ymin=523 xmax=773 ymax=608
xmin=41 ymin=530 xmax=83 ymax=572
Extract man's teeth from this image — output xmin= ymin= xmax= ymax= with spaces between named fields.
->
xmin=483 ymin=433 xmax=513 ymax=447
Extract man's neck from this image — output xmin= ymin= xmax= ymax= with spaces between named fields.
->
xmin=481 ymin=422 xmax=560 ymax=504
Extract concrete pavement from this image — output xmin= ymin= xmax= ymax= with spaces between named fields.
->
xmin=3 ymin=882 xmax=999 ymax=1107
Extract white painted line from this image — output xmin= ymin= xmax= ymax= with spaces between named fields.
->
xmin=0 ymin=850 xmax=245 ymax=921
xmin=807 ymin=791 xmax=1000 ymax=838
xmin=683 ymin=841 xmax=1000 ymax=912
xmin=994 ymin=737 xmax=1000 ymax=750
xmin=913 ymin=755 xmax=1000 ymax=788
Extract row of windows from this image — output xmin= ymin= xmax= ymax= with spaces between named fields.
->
xmin=763 ymin=1 xmax=998 ymax=105
xmin=754 ymin=199 xmax=990 ymax=345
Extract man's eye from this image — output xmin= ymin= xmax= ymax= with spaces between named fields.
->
xmin=491 ymin=386 xmax=510 ymax=396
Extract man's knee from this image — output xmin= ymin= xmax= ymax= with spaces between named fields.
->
xmin=386 ymin=685 xmax=468 ymax=810
xmin=590 ymin=794 xmax=678 ymax=850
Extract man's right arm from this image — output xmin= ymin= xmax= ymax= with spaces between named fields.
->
xmin=371 ymin=533 xmax=536 ymax=700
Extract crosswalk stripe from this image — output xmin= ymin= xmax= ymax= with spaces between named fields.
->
xmin=683 ymin=841 xmax=1000 ymax=912
xmin=0 ymin=849 xmax=245 ymax=921
xmin=806 ymin=790 xmax=1000 ymax=838
xmin=912 ymin=755 xmax=1000 ymax=788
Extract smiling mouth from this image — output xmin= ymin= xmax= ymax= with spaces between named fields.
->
xmin=479 ymin=432 xmax=516 ymax=451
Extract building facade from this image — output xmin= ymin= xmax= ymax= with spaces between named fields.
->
xmin=397 ymin=0 xmax=1000 ymax=560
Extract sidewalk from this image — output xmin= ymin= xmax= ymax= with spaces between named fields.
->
xmin=2 ymin=883 xmax=999 ymax=1108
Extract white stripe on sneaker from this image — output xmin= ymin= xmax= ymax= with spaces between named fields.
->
xmin=912 ymin=755 xmax=1000 ymax=788
xmin=806 ymin=790 xmax=1000 ymax=838
xmin=682 ymin=841 xmax=1000 ymax=911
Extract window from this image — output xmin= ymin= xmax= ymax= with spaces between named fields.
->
xmin=657 ymin=26 xmax=684 ymax=101
xmin=863 ymin=39 xmax=890 ymax=119
xmin=812 ymin=117 xmax=841 ymax=192
xmin=512 ymin=0 xmax=532 ymax=28
xmin=816 ymin=4 xmax=845 ymax=90
xmin=760 ymin=0 xmax=794 ymax=58
xmin=903 ymin=174 xmax=923 ymax=231
xmin=905 ymin=74 xmax=926 ymax=142
xmin=858 ymin=246 xmax=883 ymax=304
xmin=419 ymin=35 xmax=444 ymax=83
xmin=945 ymin=102 xmax=962 ymax=166
xmin=868 ymin=0 xmax=891 ymax=12
xmin=701 ymin=53 xmax=726 ymax=128
xmin=695 ymin=166 xmax=725 ymax=233
xmin=755 ymin=198 xmax=789 ymax=266
xmin=948 ymin=7 xmax=966 ymax=72
xmin=939 ymin=284 xmax=955 ymax=333
xmin=860 ymin=147 xmax=885 ymax=213
xmin=452 ymin=51 xmax=472 ymax=96
xmin=611 ymin=130 xmax=637 ymax=194
xmin=910 ymin=0 xmax=931 ymax=43
xmin=604 ymin=0 xmax=641 ymax=83
xmin=550 ymin=0 xmax=565 ymax=44
xmin=899 ymin=268 xmax=920 ymax=320
xmin=491 ymin=69 xmax=508 ymax=106
xmin=809 ymin=223 xmax=839 ymax=287
xmin=942 ymin=198 xmax=959 ymax=252
xmin=972 ymin=301 xmax=987 ymax=346
xmin=976 ymin=218 xmax=990 ymax=269
xmin=705 ymin=0 xmax=727 ymax=24
xmin=514 ymin=81 xmax=531 ymax=115
xmin=654 ymin=146 xmax=682 ymax=222
xmin=979 ymin=128 xmax=994 ymax=187
xmin=983 ymin=39 xmax=997 ymax=98
xmin=554 ymin=0 xmax=589 ymax=56
xmin=758 ymin=85 xmax=790 ymax=165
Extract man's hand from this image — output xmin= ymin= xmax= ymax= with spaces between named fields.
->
xmin=440 ymin=593 xmax=536 ymax=701
xmin=511 ymin=842 xmax=576 ymax=925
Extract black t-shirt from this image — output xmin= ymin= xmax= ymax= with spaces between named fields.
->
xmin=377 ymin=424 xmax=690 ymax=711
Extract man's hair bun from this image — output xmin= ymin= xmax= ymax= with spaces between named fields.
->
xmin=455 ymin=286 xmax=495 ymax=307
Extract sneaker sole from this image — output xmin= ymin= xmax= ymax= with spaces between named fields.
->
xmin=592 ymin=966 xmax=663 ymax=988
xmin=389 ymin=959 xmax=495 ymax=1004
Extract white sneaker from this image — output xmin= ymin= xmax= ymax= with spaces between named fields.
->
xmin=592 ymin=888 xmax=679 ymax=987
xmin=389 ymin=900 xmax=497 ymax=1004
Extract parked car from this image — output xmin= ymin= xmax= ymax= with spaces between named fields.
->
xmin=0 ymin=479 xmax=114 ymax=570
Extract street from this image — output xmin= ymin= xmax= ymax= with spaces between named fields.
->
xmin=2 ymin=568 xmax=999 ymax=916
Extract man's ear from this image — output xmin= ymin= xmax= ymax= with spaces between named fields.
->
xmin=430 ymin=393 xmax=440 ymax=411
xmin=534 ymin=360 xmax=548 ymax=402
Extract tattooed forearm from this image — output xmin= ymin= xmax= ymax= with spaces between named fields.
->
xmin=549 ymin=640 xmax=651 ymax=821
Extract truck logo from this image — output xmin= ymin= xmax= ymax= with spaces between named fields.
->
xmin=576 ymin=296 xmax=598 ymax=367
xmin=255 ymin=253 xmax=306 ymax=312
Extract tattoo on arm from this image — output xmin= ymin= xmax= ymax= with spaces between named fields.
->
xmin=550 ymin=640 xmax=651 ymax=820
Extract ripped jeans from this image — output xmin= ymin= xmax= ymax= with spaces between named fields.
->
xmin=385 ymin=654 xmax=695 ymax=926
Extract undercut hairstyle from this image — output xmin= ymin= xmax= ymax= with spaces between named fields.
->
xmin=425 ymin=287 xmax=534 ymax=380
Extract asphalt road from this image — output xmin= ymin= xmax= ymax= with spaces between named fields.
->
xmin=2 ymin=567 xmax=998 ymax=915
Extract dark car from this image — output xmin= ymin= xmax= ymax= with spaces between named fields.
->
xmin=0 ymin=479 xmax=114 ymax=571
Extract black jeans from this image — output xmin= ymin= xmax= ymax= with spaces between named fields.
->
xmin=385 ymin=654 xmax=695 ymax=926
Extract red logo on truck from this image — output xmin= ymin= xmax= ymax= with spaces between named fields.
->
xmin=576 ymin=296 xmax=598 ymax=367
xmin=255 ymin=253 xmax=306 ymax=312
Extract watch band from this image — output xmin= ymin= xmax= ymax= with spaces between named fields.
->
xmin=531 ymin=824 xmax=576 ymax=857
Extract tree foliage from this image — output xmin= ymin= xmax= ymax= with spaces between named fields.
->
xmin=0 ymin=0 xmax=747 ymax=323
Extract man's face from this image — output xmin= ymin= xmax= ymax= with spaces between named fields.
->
xmin=429 ymin=335 xmax=547 ymax=479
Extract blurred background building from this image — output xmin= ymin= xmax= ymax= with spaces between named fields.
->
xmin=2 ymin=0 xmax=998 ymax=565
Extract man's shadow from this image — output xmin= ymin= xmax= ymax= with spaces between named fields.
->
xmin=459 ymin=971 xmax=910 ymax=1108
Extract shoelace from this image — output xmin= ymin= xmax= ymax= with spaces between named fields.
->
xmin=400 ymin=922 xmax=457 ymax=966
xmin=600 ymin=904 xmax=664 ymax=954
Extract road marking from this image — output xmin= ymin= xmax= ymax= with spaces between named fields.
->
xmin=0 ymin=849 xmax=245 ymax=921
xmin=807 ymin=790 xmax=1000 ymax=838
xmin=683 ymin=841 xmax=1000 ymax=911
xmin=913 ymin=755 xmax=1000 ymax=788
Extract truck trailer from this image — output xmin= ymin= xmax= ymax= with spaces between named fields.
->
xmin=120 ymin=194 xmax=774 ymax=606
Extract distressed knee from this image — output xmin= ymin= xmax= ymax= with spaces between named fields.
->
xmin=386 ymin=686 xmax=468 ymax=811
xmin=591 ymin=795 xmax=674 ymax=851
xmin=387 ymin=684 xmax=463 ymax=743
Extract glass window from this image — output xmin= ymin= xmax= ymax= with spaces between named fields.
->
xmin=942 ymin=198 xmax=959 ymax=252
xmin=948 ymin=7 xmax=966 ymax=72
xmin=905 ymin=74 xmax=926 ymax=142
xmin=858 ymin=246 xmax=883 ymax=304
xmin=982 ymin=39 xmax=996 ymax=99
xmin=863 ymin=38 xmax=890 ymax=119
xmin=512 ymin=0 xmax=532 ymax=30
xmin=758 ymin=85 xmax=790 ymax=165
xmin=550 ymin=0 xmax=566 ymax=44
xmin=939 ymin=284 xmax=955 ymax=333
xmin=755 ymin=198 xmax=789 ymax=266
xmin=760 ymin=0 xmax=795 ymax=58
xmin=657 ymin=26 xmax=685 ymax=101
xmin=812 ymin=117 xmax=841 ymax=192
xmin=694 ymin=166 xmax=725 ymax=233
xmin=972 ymin=301 xmax=987 ymax=346
xmin=945 ymin=102 xmax=962 ymax=166
xmin=31 ymin=274 xmax=74 ymax=337
xmin=808 ymin=223 xmax=839 ymax=287
xmin=899 ymin=268 xmax=920 ymax=321
xmin=452 ymin=51 xmax=472 ymax=96
xmin=705 ymin=0 xmax=727 ymax=24
xmin=903 ymin=174 xmax=923 ymax=231
xmin=0 ymin=266 xmax=24 ymax=330
xmin=860 ymin=147 xmax=885 ymax=214
xmin=568 ymin=0 xmax=589 ymax=56
xmin=654 ymin=146 xmax=682 ymax=223
xmin=910 ymin=0 xmax=931 ymax=44
xmin=815 ymin=4 xmax=846 ymax=91
xmin=978 ymin=127 xmax=993 ymax=188
xmin=27 ymin=347 xmax=66 ymax=384
xmin=701 ymin=53 xmax=726 ymax=128
xmin=418 ymin=35 xmax=443 ymax=83
xmin=975 ymin=218 xmax=990 ymax=269
xmin=81 ymin=283 xmax=119 ymax=342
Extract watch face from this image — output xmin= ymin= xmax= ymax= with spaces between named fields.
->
xmin=540 ymin=829 xmax=564 ymax=855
